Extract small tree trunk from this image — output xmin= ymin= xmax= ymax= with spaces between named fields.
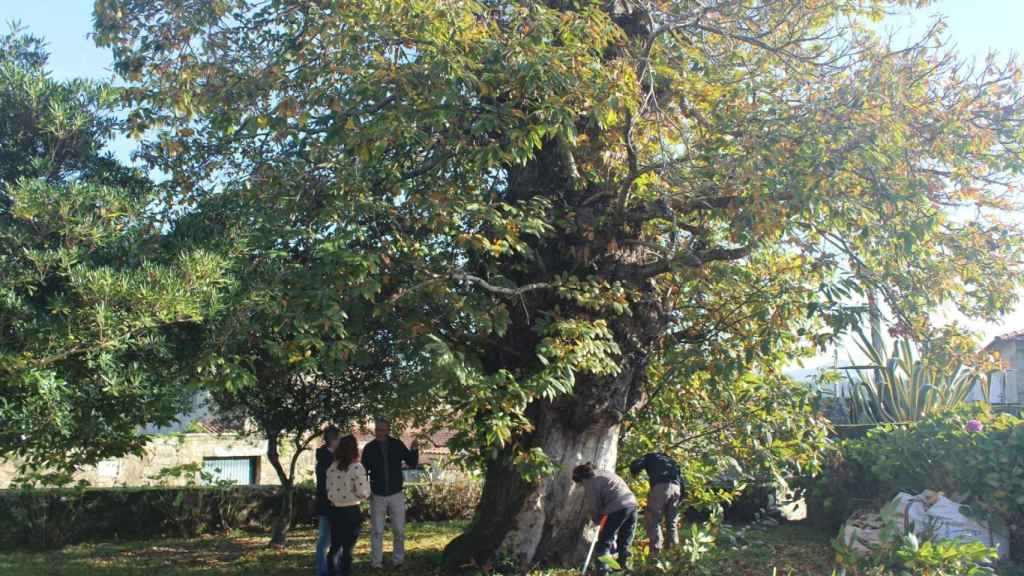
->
xmin=270 ymin=483 xmax=294 ymax=546
xmin=266 ymin=431 xmax=293 ymax=546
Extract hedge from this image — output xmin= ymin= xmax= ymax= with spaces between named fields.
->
xmin=1 ymin=475 xmax=482 ymax=550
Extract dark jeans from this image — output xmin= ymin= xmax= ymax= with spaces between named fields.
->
xmin=595 ymin=506 xmax=637 ymax=574
xmin=327 ymin=505 xmax=362 ymax=576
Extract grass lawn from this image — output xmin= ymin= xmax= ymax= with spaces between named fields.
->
xmin=0 ymin=521 xmax=466 ymax=576
xmin=0 ymin=520 xmax=839 ymax=576
xmin=3 ymin=520 xmax=1017 ymax=576
xmin=688 ymin=522 xmax=837 ymax=576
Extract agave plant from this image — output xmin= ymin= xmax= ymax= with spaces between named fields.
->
xmin=846 ymin=335 xmax=987 ymax=424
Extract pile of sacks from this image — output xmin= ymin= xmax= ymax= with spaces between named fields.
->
xmin=840 ymin=490 xmax=1010 ymax=560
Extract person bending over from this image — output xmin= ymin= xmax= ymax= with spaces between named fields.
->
xmin=573 ymin=462 xmax=638 ymax=574
xmin=629 ymin=451 xmax=683 ymax=556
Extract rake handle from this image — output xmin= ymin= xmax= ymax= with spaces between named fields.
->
xmin=581 ymin=515 xmax=609 ymax=575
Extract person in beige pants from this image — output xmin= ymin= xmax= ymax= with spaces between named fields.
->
xmin=629 ymin=452 xmax=683 ymax=556
xmin=360 ymin=418 xmax=418 ymax=569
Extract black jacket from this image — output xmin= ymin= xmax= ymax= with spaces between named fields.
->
xmin=360 ymin=437 xmax=418 ymax=497
xmin=629 ymin=452 xmax=683 ymax=488
xmin=315 ymin=445 xmax=334 ymax=515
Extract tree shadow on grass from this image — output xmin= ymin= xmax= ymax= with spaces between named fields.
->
xmin=0 ymin=522 xmax=467 ymax=576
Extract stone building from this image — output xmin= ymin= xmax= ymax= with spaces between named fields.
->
xmin=0 ymin=425 xmax=455 ymax=488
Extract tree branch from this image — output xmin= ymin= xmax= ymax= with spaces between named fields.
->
xmin=634 ymin=244 xmax=753 ymax=278
xmin=266 ymin=430 xmax=291 ymax=487
xmin=430 ymin=271 xmax=553 ymax=297
xmin=286 ymin=431 xmax=314 ymax=484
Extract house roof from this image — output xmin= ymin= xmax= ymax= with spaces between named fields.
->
xmin=191 ymin=420 xmax=238 ymax=435
xmin=346 ymin=426 xmax=460 ymax=465
xmin=352 ymin=427 xmax=457 ymax=451
xmin=985 ymin=329 xmax=1024 ymax=350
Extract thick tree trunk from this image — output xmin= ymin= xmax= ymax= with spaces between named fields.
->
xmin=443 ymin=402 xmax=622 ymax=572
xmin=441 ymin=245 xmax=660 ymax=571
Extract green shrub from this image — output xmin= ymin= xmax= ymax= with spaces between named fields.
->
xmin=146 ymin=463 xmax=262 ymax=537
xmin=806 ymin=405 xmax=1024 ymax=559
xmin=896 ymin=535 xmax=997 ymax=576
xmin=0 ymin=473 xmax=479 ymax=549
xmin=0 ymin=485 xmax=312 ymax=549
xmin=405 ymin=472 xmax=482 ymax=522
xmin=836 ymin=528 xmax=998 ymax=576
xmin=2 ymin=483 xmax=94 ymax=549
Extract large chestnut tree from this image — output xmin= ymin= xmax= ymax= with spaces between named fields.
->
xmin=95 ymin=0 xmax=1024 ymax=568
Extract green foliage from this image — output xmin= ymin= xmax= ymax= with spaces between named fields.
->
xmin=847 ymin=335 xmax=986 ymax=424
xmin=149 ymin=462 xmax=236 ymax=488
xmin=897 ymin=535 xmax=997 ymax=576
xmin=0 ymin=24 xmax=229 ymax=471
xmin=148 ymin=488 xmax=219 ymax=538
xmin=147 ymin=463 xmax=245 ymax=537
xmin=679 ymin=523 xmax=718 ymax=566
xmin=622 ymin=366 xmax=831 ymax=514
xmin=93 ymin=0 xmax=1024 ymax=467
xmin=626 ymin=513 xmax=767 ymax=576
xmin=835 ymin=521 xmax=998 ymax=576
xmin=808 ymin=405 xmax=1024 ymax=559
xmin=86 ymin=0 xmax=1024 ymax=565
xmin=1 ymin=481 xmax=93 ymax=550
xmin=0 ymin=484 xmax=295 ymax=550
xmin=0 ymin=23 xmax=122 ymax=186
xmin=0 ymin=477 xmax=480 ymax=551
xmin=405 ymin=471 xmax=483 ymax=522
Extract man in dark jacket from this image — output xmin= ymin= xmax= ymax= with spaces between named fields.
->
xmin=629 ymin=452 xmax=683 ymax=556
xmin=360 ymin=417 xmax=418 ymax=569
xmin=315 ymin=425 xmax=341 ymax=576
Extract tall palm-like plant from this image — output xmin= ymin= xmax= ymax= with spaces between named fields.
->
xmin=846 ymin=335 xmax=987 ymax=424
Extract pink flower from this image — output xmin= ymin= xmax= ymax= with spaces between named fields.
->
xmin=966 ymin=420 xmax=984 ymax=433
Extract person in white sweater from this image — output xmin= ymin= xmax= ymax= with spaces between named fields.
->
xmin=325 ymin=435 xmax=371 ymax=576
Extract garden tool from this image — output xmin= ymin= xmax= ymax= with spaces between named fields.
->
xmin=581 ymin=515 xmax=608 ymax=575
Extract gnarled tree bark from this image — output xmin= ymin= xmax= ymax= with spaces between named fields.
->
xmin=444 ymin=296 xmax=660 ymax=571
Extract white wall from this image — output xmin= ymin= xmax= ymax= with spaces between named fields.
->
xmin=973 ymin=339 xmax=1021 ymax=404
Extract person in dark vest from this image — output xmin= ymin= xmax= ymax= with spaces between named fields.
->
xmin=360 ymin=417 xmax=418 ymax=569
xmin=629 ymin=452 xmax=683 ymax=556
xmin=315 ymin=425 xmax=341 ymax=576
xmin=572 ymin=462 xmax=638 ymax=575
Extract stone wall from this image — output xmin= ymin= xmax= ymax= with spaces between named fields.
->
xmin=0 ymin=430 xmax=451 ymax=488
xmin=0 ymin=433 xmax=315 ymax=488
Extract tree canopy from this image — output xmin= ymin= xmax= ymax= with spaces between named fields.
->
xmin=91 ymin=0 xmax=1024 ymax=567
xmin=168 ymin=180 xmax=399 ymax=543
xmin=0 ymin=24 xmax=228 ymax=473
xmin=0 ymin=0 xmax=983 ymax=566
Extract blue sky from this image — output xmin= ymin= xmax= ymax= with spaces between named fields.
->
xmin=5 ymin=1 xmax=1024 ymax=363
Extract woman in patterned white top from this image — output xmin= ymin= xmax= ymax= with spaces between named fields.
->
xmin=326 ymin=434 xmax=370 ymax=576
